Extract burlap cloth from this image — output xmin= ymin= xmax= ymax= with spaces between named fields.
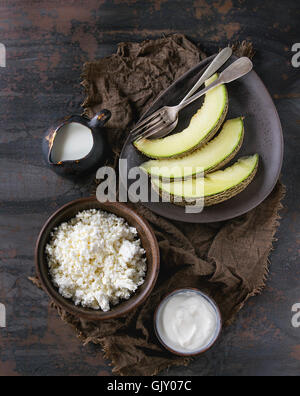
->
xmin=35 ymin=34 xmax=285 ymax=376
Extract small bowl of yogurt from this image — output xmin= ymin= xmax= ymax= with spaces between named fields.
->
xmin=154 ymin=288 xmax=222 ymax=356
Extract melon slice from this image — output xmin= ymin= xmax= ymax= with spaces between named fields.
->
xmin=152 ymin=154 xmax=259 ymax=207
xmin=141 ymin=117 xmax=244 ymax=180
xmin=134 ymin=74 xmax=228 ymax=159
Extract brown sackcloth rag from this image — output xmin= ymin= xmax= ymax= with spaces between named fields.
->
xmin=33 ymin=34 xmax=285 ymax=376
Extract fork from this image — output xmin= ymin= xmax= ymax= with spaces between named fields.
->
xmin=131 ymin=56 xmax=253 ymax=142
xmin=130 ymin=47 xmax=232 ymax=142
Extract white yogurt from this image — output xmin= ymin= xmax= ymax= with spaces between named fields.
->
xmin=51 ymin=122 xmax=94 ymax=163
xmin=156 ymin=290 xmax=220 ymax=354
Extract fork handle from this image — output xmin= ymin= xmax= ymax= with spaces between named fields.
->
xmin=178 ymin=47 xmax=232 ymax=105
xmin=177 ymin=57 xmax=253 ymax=112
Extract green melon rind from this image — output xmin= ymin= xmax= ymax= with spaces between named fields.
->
xmin=134 ymin=82 xmax=228 ymax=159
xmin=204 ymin=118 xmax=244 ymax=175
xmin=141 ymin=117 xmax=244 ymax=180
xmin=204 ymin=159 xmax=258 ymax=206
xmin=152 ymin=155 xmax=259 ymax=207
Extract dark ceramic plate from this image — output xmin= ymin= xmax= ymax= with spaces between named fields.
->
xmin=120 ymin=55 xmax=283 ymax=223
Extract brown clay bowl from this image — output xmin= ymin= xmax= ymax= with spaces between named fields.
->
xmin=35 ymin=197 xmax=160 ymax=321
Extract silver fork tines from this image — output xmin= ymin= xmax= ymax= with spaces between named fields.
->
xmin=130 ymin=56 xmax=253 ymax=142
xmin=130 ymin=109 xmax=162 ymax=133
xmin=131 ymin=118 xmax=165 ymax=142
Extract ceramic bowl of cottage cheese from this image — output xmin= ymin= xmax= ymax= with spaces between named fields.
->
xmin=35 ymin=197 xmax=160 ymax=320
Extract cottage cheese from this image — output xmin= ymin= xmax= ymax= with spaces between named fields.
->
xmin=46 ymin=209 xmax=147 ymax=312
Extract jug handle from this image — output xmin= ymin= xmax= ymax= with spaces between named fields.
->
xmin=88 ymin=109 xmax=111 ymax=129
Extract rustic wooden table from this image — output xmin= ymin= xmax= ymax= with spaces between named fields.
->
xmin=0 ymin=0 xmax=299 ymax=376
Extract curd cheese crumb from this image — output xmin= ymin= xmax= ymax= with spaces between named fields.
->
xmin=46 ymin=209 xmax=147 ymax=311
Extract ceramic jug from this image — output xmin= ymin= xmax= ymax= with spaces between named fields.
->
xmin=42 ymin=110 xmax=111 ymax=177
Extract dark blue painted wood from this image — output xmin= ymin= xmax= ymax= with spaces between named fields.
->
xmin=0 ymin=0 xmax=299 ymax=376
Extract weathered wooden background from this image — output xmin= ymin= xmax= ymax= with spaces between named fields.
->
xmin=0 ymin=0 xmax=299 ymax=376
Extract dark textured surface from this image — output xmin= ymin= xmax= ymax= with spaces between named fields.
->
xmin=0 ymin=0 xmax=299 ymax=376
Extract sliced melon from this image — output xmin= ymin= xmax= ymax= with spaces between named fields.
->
xmin=134 ymin=74 xmax=228 ymax=159
xmin=141 ymin=117 xmax=244 ymax=180
xmin=152 ymin=154 xmax=259 ymax=207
